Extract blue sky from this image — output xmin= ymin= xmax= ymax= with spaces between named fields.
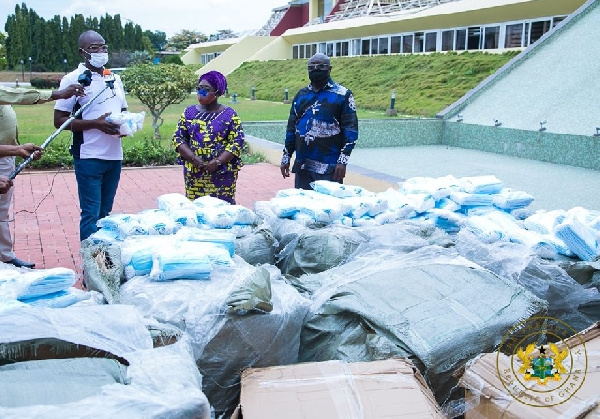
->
xmin=0 ymin=0 xmax=287 ymax=37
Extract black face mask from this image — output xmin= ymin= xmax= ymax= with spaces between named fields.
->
xmin=309 ymin=69 xmax=329 ymax=85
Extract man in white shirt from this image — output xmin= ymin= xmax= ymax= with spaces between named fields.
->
xmin=54 ymin=30 xmax=127 ymax=241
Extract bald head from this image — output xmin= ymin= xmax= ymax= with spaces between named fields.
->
xmin=308 ymin=53 xmax=331 ymax=66
xmin=78 ymin=30 xmax=105 ymax=48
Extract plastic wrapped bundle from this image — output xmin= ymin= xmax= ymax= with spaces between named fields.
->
xmin=522 ymin=210 xmax=567 ymax=234
xmin=120 ymin=236 xmax=176 ymax=279
xmin=310 ymin=180 xmax=367 ymax=198
xmin=0 ymin=308 xmax=210 ymax=418
xmin=352 ymin=216 xmax=379 ymax=227
xmin=175 ymin=227 xmax=235 ymax=256
xmin=268 ymin=196 xmax=300 ymax=218
xmin=464 ymin=215 xmax=509 ymax=243
xmin=275 ymin=188 xmax=316 ymax=198
xmin=149 ymin=247 xmax=212 ymax=281
xmin=435 ymin=197 xmax=461 ymax=212
xmin=157 ymin=193 xmax=195 ymax=212
xmin=87 ymin=228 xmax=119 ymax=244
xmin=223 ymin=205 xmax=257 ymax=225
xmin=297 ymin=199 xmax=344 ymax=224
xmin=0 ymin=268 xmax=76 ymax=301
xmin=137 ymin=209 xmax=177 ymax=235
xmin=196 ymin=206 xmax=235 ymax=228
xmin=401 ymin=193 xmax=436 ymax=214
xmin=105 ymin=111 xmax=145 ymax=136
xmin=193 ymin=195 xmax=230 ymax=208
xmin=299 ymin=245 xmax=546 ymax=403
xmin=20 ymin=288 xmax=91 ymax=308
xmin=120 ymin=259 xmax=311 ymax=416
xmin=96 ymin=213 xmax=147 ymax=239
xmin=400 ymin=175 xmax=461 ymax=200
xmin=424 ymin=208 xmax=465 ymax=233
xmin=449 ymin=191 xmax=495 ymax=207
xmin=568 ymin=207 xmax=600 ymax=229
xmin=493 ymin=188 xmax=534 ymax=210
xmin=459 ymin=175 xmax=503 ymax=194
xmin=555 ymin=215 xmax=599 ymax=261
xmin=168 ymin=207 xmax=199 ymax=228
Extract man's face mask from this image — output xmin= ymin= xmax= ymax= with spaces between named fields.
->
xmin=307 ymin=63 xmax=330 ymax=85
xmin=86 ymin=52 xmax=109 ymax=68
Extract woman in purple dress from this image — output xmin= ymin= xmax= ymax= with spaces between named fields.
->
xmin=173 ymin=71 xmax=245 ymax=204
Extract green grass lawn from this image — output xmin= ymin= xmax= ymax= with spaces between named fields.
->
xmin=13 ymin=93 xmax=390 ymax=146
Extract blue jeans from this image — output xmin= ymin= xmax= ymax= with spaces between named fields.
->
xmin=74 ymin=158 xmax=122 ymax=241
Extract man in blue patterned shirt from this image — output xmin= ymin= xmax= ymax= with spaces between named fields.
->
xmin=280 ymin=53 xmax=358 ymax=189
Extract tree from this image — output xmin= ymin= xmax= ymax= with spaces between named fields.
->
xmin=0 ymin=32 xmax=7 ymax=70
xmin=120 ymin=64 xmax=196 ymax=139
xmin=166 ymin=30 xmax=206 ymax=51
xmin=144 ymin=30 xmax=166 ymax=51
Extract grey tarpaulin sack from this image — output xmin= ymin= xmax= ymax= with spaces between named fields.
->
xmin=234 ymin=225 xmax=278 ymax=266
xmin=80 ymin=239 xmax=124 ymax=304
xmin=226 ymin=265 xmax=273 ymax=313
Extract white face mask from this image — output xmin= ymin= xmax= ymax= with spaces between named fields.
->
xmin=87 ymin=52 xmax=109 ymax=68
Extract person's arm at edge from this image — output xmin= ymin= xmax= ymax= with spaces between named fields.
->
xmin=281 ymin=93 xmax=299 ymax=178
xmin=333 ymin=89 xmax=359 ymax=181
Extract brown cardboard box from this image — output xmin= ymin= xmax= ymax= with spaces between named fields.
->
xmin=234 ymin=358 xmax=445 ymax=418
xmin=460 ymin=322 xmax=600 ymax=418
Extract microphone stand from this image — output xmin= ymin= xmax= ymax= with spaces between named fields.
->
xmin=9 ymin=80 xmax=113 ymax=180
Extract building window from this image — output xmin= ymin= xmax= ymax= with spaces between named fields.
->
xmin=467 ymin=27 xmax=482 ymax=49
xmin=370 ymin=38 xmax=379 ymax=55
xmin=403 ymin=34 xmax=413 ymax=53
xmin=378 ymin=37 xmax=389 ymax=54
xmin=361 ymin=39 xmax=370 ymax=55
xmin=309 ymin=44 xmax=317 ymax=56
xmin=456 ymin=29 xmax=466 ymax=50
xmin=425 ymin=32 xmax=437 ymax=52
xmin=318 ymin=43 xmax=326 ymax=54
xmin=340 ymin=41 xmax=349 ymax=56
xmin=414 ymin=32 xmax=424 ymax=53
xmin=390 ymin=36 xmax=401 ymax=53
xmin=293 ymin=45 xmax=299 ymax=59
xmin=529 ymin=20 xmax=551 ymax=44
xmin=483 ymin=26 xmax=500 ymax=49
xmin=352 ymin=39 xmax=361 ymax=55
xmin=552 ymin=16 xmax=566 ymax=27
xmin=504 ymin=23 xmax=523 ymax=48
xmin=441 ymin=30 xmax=454 ymax=51
xmin=326 ymin=42 xmax=334 ymax=56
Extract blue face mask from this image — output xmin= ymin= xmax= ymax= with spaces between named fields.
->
xmin=197 ymin=88 xmax=210 ymax=97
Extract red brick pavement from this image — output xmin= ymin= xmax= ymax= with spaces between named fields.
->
xmin=9 ymin=163 xmax=290 ymax=276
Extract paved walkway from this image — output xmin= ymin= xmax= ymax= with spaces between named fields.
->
xmin=9 ymin=164 xmax=290 ymax=275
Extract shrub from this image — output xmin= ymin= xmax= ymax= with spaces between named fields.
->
xmin=30 ymin=75 xmax=62 ymax=89
xmin=122 ymin=139 xmax=178 ymax=166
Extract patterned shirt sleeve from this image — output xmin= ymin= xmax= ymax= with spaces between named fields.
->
xmin=338 ymin=89 xmax=358 ymax=165
xmin=225 ymin=113 xmax=245 ymax=158
xmin=172 ymin=110 xmax=190 ymax=166
xmin=282 ymin=93 xmax=299 ymax=165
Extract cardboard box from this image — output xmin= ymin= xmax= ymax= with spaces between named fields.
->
xmin=234 ymin=358 xmax=445 ymax=418
xmin=460 ymin=322 xmax=600 ymax=418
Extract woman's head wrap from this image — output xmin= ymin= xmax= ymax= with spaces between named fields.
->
xmin=198 ymin=71 xmax=227 ymax=96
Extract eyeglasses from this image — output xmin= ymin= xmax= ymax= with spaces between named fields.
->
xmin=307 ymin=63 xmax=330 ymax=71
xmin=85 ymin=44 xmax=108 ymax=52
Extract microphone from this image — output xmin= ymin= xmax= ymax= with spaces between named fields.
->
xmin=103 ymin=69 xmax=116 ymax=92
xmin=77 ymin=69 xmax=92 ymax=87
